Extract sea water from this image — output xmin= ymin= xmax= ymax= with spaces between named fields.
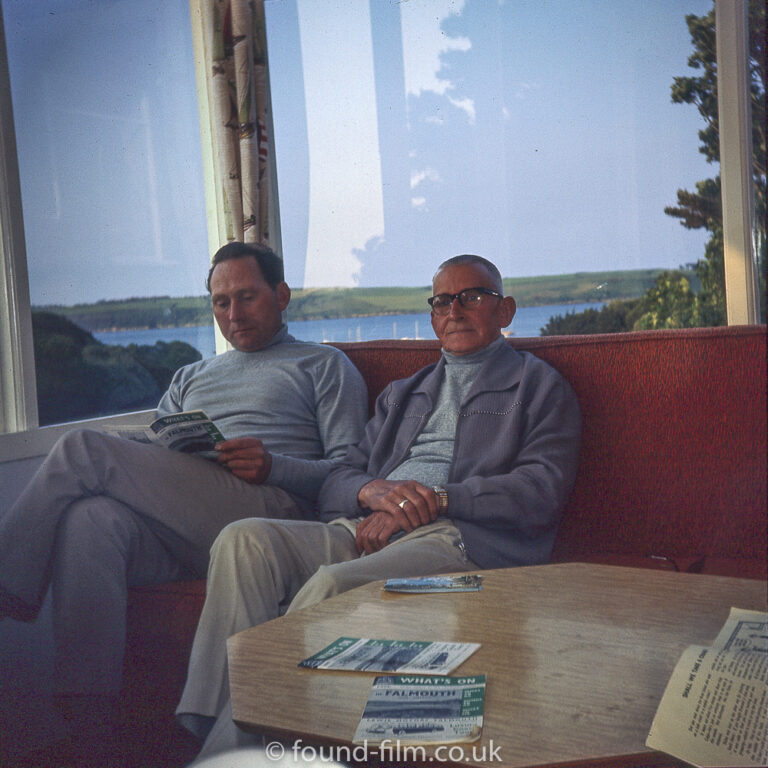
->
xmin=93 ymin=301 xmax=603 ymax=359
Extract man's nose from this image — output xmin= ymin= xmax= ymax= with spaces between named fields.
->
xmin=228 ymin=299 xmax=244 ymax=320
xmin=447 ymin=296 xmax=465 ymax=317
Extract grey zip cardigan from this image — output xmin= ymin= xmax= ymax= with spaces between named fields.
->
xmin=317 ymin=341 xmax=581 ymax=569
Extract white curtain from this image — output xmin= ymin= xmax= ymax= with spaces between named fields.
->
xmin=204 ymin=0 xmax=273 ymax=246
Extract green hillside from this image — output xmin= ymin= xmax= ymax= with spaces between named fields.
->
xmin=36 ymin=268 xmax=681 ymax=331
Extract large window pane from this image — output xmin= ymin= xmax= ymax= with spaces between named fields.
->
xmin=265 ymin=0 xmax=738 ymax=336
xmin=2 ymin=0 xmax=211 ymax=426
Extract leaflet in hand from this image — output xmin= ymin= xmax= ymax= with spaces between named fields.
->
xmin=102 ymin=410 xmax=225 ymax=458
xmin=353 ymin=674 xmax=486 ymax=745
xmin=298 ymin=637 xmax=480 ymax=675
xmin=384 ymin=575 xmax=483 ymax=593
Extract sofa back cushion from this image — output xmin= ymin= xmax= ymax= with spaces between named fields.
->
xmin=334 ymin=326 xmax=767 ymax=565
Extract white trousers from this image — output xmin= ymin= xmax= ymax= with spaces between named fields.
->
xmin=177 ymin=516 xmax=477 ymax=761
xmin=0 ymin=429 xmax=305 ymax=696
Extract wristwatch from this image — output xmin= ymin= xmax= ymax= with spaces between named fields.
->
xmin=432 ymin=485 xmax=449 ymax=513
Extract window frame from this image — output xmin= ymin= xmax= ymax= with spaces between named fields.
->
xmin=0 ymin=0 xmax=761 ymax=460
xmin=716 ymin=0 xmax=761 ymax=324
xmin=0 ymin=2 xmax=36 ymax=439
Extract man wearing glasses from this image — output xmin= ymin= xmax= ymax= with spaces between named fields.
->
xmin=177 ymin=254 xmax=582 ymax=759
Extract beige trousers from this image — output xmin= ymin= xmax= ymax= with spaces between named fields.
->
xmin=177 ymin=516 xmax=477 ymax=759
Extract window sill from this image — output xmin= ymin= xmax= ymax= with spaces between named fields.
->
xmin=0 ymin=410 xmax=155 ymax=463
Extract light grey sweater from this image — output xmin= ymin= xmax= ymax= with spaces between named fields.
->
xmin=385 ymin=336 xmax=505 ymax=487
xmin=157 ymin=326 xmax=368 ymax=505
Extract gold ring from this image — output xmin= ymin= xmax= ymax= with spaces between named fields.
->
xmin=398 ymin=499 xmax=408 ymax=509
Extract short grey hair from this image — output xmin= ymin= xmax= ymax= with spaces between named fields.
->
xmin=433 ymin=254 xmax=503 ymax=293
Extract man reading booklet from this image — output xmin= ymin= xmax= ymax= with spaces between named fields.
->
xmin=0 ymin=242 xmax=367 ymax=763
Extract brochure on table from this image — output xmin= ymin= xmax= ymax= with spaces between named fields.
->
xmin=353 ymin=674 xmax=486 ymax=745
xmin=298 ymin=637 xmax=480 ymax=676
xmin=383 ymin=575 xmax=484 ymax=593
xmin=646 ymin=607 xmax=768 ymax=767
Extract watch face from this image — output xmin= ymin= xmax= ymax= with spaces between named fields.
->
xmin=433 ymin=486 xmax=448 ymax=510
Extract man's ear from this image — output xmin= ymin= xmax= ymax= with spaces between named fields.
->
xmin=276 ymin=281 xmax=291 ymax=312
xmin=499 ymin=296 xmax=516 ymax=328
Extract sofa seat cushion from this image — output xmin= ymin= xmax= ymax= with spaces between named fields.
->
xmin=127 ymin=580 xmax=206 ymax=648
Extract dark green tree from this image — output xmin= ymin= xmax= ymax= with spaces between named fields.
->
xmin=665 ymin=1 xmax=766 ymax=325
xmin=541 ymin=298 xmax=643 ymax=336
xmin=32 ymin=311 xmax=201 ymax=425
xmin=545 ymin=1 xmax=765 ymax=335
xmin=632 ymin=271 xmax=698 ymax=330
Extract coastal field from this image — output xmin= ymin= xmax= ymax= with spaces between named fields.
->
xmin=36 ymin=268 xmax=683 ymax=332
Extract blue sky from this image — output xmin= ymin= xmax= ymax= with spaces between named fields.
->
xmin=4 ymin=0 xmax=714 ymax=304
xmin=4 ymin=0 xmax=210 ymax=305
xmin=268 ymin=0 xmax=714 ymax=289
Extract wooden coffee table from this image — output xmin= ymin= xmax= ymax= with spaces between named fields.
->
xmin=227 ymin=563 xmax=766 ymax=767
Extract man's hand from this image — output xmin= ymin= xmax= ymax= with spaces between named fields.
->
xmin=215 ymin=438 xmax=272 ymax=484
xmin=355 ymin=511 xmax=407 ymax=554
xmin=357 ymin=478 xmax=440 ymax=531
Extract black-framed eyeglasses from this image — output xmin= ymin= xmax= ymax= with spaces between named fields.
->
xmin=427 ymin=286 xmax=502 ymax=315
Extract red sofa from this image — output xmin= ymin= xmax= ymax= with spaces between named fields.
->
xmin=123 ymin=325 xmax=767 ymax=764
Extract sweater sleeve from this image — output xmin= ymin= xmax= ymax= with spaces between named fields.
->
xmin=155 ymin=371 xmax=184 ymax=416
xmin=316 ymin=381 xmax=395 ymax=518
xmin=267 ymin=351 xmax=369 ymax=502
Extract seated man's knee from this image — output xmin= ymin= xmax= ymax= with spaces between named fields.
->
xmin=291 ymin=564 xmax=345 ymax=610
xmin=56 ymin=498 xmax=136 ymax=557
xmin=51 ymin=428 xmax=111 ymax=465
xmin=55 ymin=427 xmax=102 ymax=451
xmin=210 ymin=518 xmax=273 ymax=559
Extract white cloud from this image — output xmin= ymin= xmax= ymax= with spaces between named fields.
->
xmin=447 ymin=96 xmax=475 ymax=123
xmin=410 ymin=167 xmax=442 ymax=189
xmin=400 ymin=0 xmax=471 ymax=99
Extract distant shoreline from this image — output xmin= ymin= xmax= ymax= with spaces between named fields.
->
xmin=46 ymin=300 xmax=613 ymax=334
xmin=34 ymin=267 xmax=688 ymax=334
xmin=93 ymin=302 xmax=613 ymax=353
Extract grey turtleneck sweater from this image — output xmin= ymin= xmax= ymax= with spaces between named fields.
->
xmin=157 ymin=325 xmax=368 ymax=505
xmin=385 ymin=336 xmax=507 ymax=486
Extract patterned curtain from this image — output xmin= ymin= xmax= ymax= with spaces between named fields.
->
xmin=206 ymin=0 xmax=273 ymax=246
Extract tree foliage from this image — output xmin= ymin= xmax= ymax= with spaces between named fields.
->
xmin=542 ymin=271 xmax=699 ymax=335
xmin=32 ymin=311 xmax=201 ymax=426
xmin=665 ymin=1 xmax=765 ymax=326
xmin=547 ymin=1 xmax=766 ymax=334
xmin=541 ymin=298 xmax=643 ymax=336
